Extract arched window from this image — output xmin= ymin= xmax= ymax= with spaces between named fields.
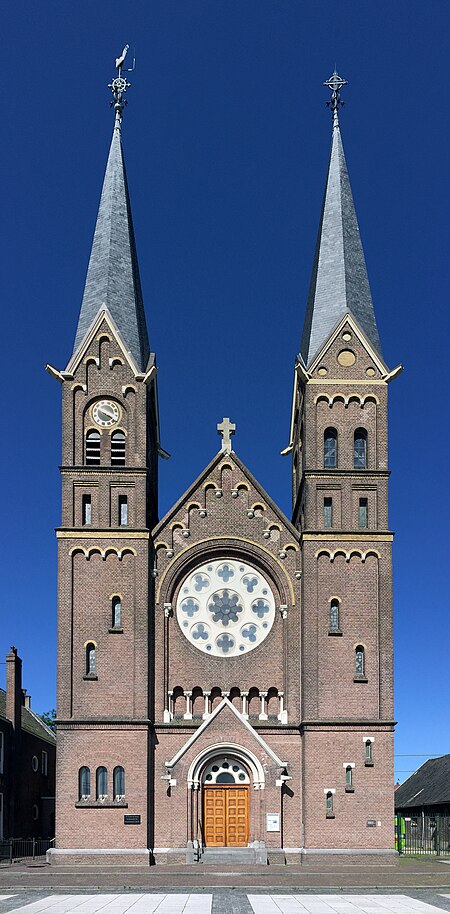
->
xmin=86 ymin=643 xmax=96 ymax=677
xmin=96 ymin=766 xmax=108 ymax=800
xmin=85 ymin=430 xmax=100 ymax=466
xmin=325 ymin=791 xmax=334 ymax=816
xmin=112 ymin=596 xmax=122 ymax=629
xmin=345 ymin=765 xmax=353 ymax=789
xmin=111 ymin=431 xmax=126 ymax=466
xmin=78 ymin=766 xmax=90 ymax=800
xmin=324 ymin=428 xmax=337 ymax=468
xmin=354 ymin=428 xmax=367 ymax=468
xmin=113 ymin=766 xmax=125 ymax=799
xmin=329 ymin=599 xmax=340 ymax=631
xmin=365 ymin=740 xmax=373 ymax=765
xmin=355 ymin=645 xmax=365 ymax=678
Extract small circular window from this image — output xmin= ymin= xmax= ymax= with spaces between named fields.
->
xmin=31 ymin=755 xmax=38 ymax=772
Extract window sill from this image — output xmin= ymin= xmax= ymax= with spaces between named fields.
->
xmin=345 ymin=786 xmax=355 ymax=793
xmin=353 ymin=675 xmax=368 ymax=683
xmin=108 ymin=627 xmax=124 ymax=634
xmin=326 ymin=813 xmax=335 ymax=819
xmin=75 ymin=800 xmax=128 ymax=808
xmin=365 ymin=761 xmax=374 ymax=768
xmin=83 ymin=674 xmax=98 ymax=681
xmin=328 ymin=629 xmax=342 ymax=636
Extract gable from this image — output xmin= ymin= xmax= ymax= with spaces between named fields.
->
xmin=153 ymin=450 xmax=299 ymax=545
xmin=165 ymin=698 xmax=287 ymax=771
xmin=307 ymin=313 xmax=388 ymax=381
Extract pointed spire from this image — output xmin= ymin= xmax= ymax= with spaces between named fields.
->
xmin=300 ymin=72 xmax=382 ymax=367
xmin=73 ymin=50 xmax=150 ymax=372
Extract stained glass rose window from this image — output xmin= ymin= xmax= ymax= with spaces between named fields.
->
xmin=176 ymin=559 xmax=276 ymax=657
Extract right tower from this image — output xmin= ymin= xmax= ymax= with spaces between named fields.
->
xmin=291 ymin=73 xmax=401 ymax=858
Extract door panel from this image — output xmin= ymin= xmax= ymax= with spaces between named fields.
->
xmin=203 ymin=786 xmax=249 ymax=847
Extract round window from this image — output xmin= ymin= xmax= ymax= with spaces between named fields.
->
xmin=176 ymin=559 xmax=276 ymax=657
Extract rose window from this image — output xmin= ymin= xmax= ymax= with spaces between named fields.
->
xmin=176 ymin=558 xmax=276 ymax=657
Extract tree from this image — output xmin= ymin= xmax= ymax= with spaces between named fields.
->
xmin=40 ymin=708 xmax=56 ymax=732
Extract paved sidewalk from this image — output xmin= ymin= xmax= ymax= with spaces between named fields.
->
xmin=2 ymin=858 xmax=450 ymax=893
xmin=1 ymin=893 xmax=450 ymax=914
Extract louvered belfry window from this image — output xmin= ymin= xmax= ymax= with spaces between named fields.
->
xmin=85 ymin=430 xmax=100 ymax=465
xmin=111 ymin=431 xmax=126 ymax=466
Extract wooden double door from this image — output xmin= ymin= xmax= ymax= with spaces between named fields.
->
xmin=203 ymin=785 xmax=250 ymax=847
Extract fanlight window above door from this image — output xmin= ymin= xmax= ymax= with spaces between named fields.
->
xmin=203 ymin=757 xmax=250 ymax=785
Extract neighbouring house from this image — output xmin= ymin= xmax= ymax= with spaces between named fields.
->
xmin=395 ymin=755 xmax=450 ymax=817
xmin=0 ymin=647 xmax=56 ymax=840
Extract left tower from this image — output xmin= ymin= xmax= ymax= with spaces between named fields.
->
xmin=47 ymin=61 xmax=158 ymax=866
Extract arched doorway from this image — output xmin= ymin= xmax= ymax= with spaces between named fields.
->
xmin=202 ymin=756 xmax=250 ymax=847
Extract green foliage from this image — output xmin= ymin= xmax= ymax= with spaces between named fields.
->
xmin=40 ymin=708 xmax=56 ymax=732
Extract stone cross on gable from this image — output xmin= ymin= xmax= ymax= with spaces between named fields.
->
xmin=217 ymin=417 xmax=236 ymax=453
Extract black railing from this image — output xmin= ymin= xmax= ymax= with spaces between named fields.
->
xmin=395 ymin=814 xmax=450 ymax=855
xmin=0 ymin=837 xmax=55 ymax=863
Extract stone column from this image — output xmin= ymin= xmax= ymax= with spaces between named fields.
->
xmin=259 ymin=691 xmax=268 ymax=720
xmin=202 ymin=691 xmax=211 ymax=719
xmin=241 ymin=691 xmax=249 ymax=719
xmin=163 ymin=689 xmax=173 ymax=723
xmin=184 ymin=690 xmax=193 ymax=720
xmin=277 ymin=691 xmax=287 ymax=723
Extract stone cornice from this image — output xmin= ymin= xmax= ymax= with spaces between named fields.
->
xmin=56 ymin=529 xmax=150 ymax=539
xmin=301 ymin=531 xmax=394 ymax=542
xmin=60 ymin=466 xmax=148 ymax=476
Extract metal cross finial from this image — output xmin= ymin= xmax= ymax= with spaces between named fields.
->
xmin=324 ymin=70 xmax=347 ymax=128
xmin=217 ymin=417 xmax=236 ymax=453
xmin=108 ymin=45 xmax=132 ymax=130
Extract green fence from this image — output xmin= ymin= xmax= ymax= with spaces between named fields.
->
xmin=395 ymin=814 xmax=450 ymax=855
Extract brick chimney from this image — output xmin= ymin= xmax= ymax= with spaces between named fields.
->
xmin=22 ymin=689 xmax=31 ymax=710
xmin=6 ymin=646 xmax=22 ymax=731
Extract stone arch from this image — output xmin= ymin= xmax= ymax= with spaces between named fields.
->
xmin=248 ymin=687 xmax=260 ymax=719
xmin=172 ymin=687 xmax=184 ymax=719
xmin=266 ymin=687 xmax=278 ymax=718
xmin=188 ymin=742 xmax=265 ymax=789
xmin=191 ymin=687 xmax=203 ymax=719
xmin=156 ymin=537 xmax=295 ymax=609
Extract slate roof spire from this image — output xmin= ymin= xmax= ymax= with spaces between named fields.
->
xmin=300 ymin=72 xmax=382 ymax=367
xmin=72 ymin=51 xmax=150 ymax=372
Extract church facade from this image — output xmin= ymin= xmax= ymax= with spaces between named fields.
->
xmin=47 ymin=69 xmax=399 ymax=866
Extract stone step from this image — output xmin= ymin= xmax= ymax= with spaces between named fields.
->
xmin=200 ymin=847 xmax=266 ymax=865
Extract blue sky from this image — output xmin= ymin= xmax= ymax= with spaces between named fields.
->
xmin=1 ymin=1 xmax=449 ymax=784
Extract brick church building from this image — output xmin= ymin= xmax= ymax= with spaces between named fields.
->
xmin=47 ymin=67 xmax=400 ymax=865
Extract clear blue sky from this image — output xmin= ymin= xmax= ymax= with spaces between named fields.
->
xmin=1 ymin=1 xmax=449 ymax=784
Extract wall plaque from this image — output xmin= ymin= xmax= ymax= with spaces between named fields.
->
xmin=266 ymin=813 xmax=280 ymax=832
xmin=124 ymin=814 xmax=141 ymax=825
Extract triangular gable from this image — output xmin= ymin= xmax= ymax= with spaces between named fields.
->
xmin=307 ymin=311 xmax=389 ymax=376
xmin=165 ymin=698 xmax=287 ymax=769
xmin=65 ymin=307 xmax=149 ymax=378
xmin=152 ymin=449 xmax=299 ymax=541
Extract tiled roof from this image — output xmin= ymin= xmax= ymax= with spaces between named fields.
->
xmin=0 ymin=689 xmax=56 ymax=745
xmin=72 ymin=124 xmax=150 ymax=372
xmin=300 ymin=119 xmax=382 ymax=367
xmin=395 ymin=755 xmax=450 ymax=809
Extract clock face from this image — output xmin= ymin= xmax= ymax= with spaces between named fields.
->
xmin=92 ymin=400 xmax=120 ymax=428
xmin=176 ymin=559 xmax=276 ymax=658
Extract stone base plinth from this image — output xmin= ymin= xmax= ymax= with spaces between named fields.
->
xmin=47 ymin=848 xmax=151 ymax=866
